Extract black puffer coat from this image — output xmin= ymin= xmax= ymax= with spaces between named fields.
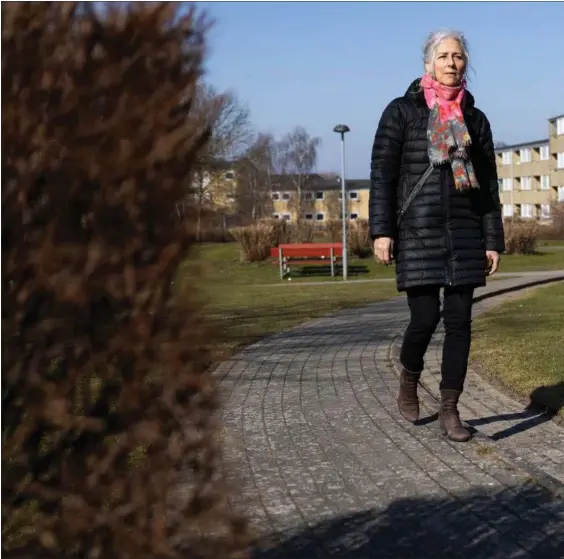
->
xmin=369 ymin=79 xmax=505 ymax=292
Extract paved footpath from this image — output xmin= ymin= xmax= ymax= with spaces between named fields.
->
xmin=217 ymin=271 xmax=564 ymax=558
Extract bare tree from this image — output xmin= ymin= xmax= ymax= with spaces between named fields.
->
xmin=236 ymin=133 xmax=276 ymax=222
xmin=196 ymin=84 xmax=253 ymax=161
xmin=276 ymin=126 xmax=321 ymax=222
xmin=494 ymin=141 xmax=508 ymax=148
xmin=189 ymin=83 xmax=253 ymax=238
xmin=325 ymin=190 xmax=342 ymax=221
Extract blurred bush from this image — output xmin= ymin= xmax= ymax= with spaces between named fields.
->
xmin=503 ymin=219 xmax=539 ymax=254
xmin=2 ymin=2 xmax=248 ymax=558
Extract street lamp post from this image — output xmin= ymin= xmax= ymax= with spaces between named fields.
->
xmin=333 ymin=124 xmax=350 ymax=280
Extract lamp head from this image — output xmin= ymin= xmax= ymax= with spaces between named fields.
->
xmin=333 ymin=124 xmax=350 ymax=134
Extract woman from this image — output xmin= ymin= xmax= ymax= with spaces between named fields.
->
xmin=369 ymin=30 xmax=505 ymax=443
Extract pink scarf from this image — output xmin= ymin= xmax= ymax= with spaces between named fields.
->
xmin=419 ymin=74 xmax=478 ymax=191
xmin=420 ymin=73 xmax=466 ymax=122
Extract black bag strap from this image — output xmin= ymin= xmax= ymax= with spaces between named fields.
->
xmin=396 ymin=165 xmax=434 ymax=227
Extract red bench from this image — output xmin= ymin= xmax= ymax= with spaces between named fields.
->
xmin=270 ymin=243 xmax=343 ymax=280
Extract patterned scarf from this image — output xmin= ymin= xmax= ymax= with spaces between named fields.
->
xmin=420 ymin=74 xmax=479 ymax=191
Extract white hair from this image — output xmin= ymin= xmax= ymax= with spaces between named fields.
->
xmin=423 ymin=29 xmax=470 ymax=78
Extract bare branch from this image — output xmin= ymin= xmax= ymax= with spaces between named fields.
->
xmin=195 ymin=84 xmax=252 ymax=162
xmin=235 ymin=133 xmax=277 ymax=221
xmin=275 ymin=126 xmax=321 ymax=221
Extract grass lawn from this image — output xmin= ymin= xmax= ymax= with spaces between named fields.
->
xmin=497 ymin=250 xmax=564 ymax=272
xmin=188 ymin=242 xmax=564 ymax=287
xmin=211 ymin=282 xmax=400 ymax=352
xmin=176 ymin=242 xmax=564 ymax=355
xmin=178 ymin=263 xmax=400 ymax=352
xmin=471 ymin=281 xmax=564 ymax=419
xmin=538 ymin=239 xmax=564 ymax=248
xmin=189 ymin=242 xmax=395 ymax=284
xmin=178 ymin=243 xmax=399 ymax=352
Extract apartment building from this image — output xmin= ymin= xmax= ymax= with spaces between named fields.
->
xmin=270 ymin=111 xmax=564 ymax=224
xmin=495 ymin=113 xmax=564 ymax=221
xmin=176 ymin=160 xmax=239 ymax=219
xmin=271 ymin=174 xmax=370 ymax=222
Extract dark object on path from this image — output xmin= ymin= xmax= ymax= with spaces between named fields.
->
xmin=527 ymin=381 xmax=564 ymax=418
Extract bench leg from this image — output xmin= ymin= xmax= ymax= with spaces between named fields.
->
xmin=279 ymin=248 xmax=284 ymax=280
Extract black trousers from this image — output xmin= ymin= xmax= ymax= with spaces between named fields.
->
xmin=400 ymin=285 xmax=475 ymax=392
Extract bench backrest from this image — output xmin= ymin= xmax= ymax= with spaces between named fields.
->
xmin=270 ymin=243 xmax=343 ymax=258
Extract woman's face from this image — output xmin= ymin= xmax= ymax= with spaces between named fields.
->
xmin=428 ymin=38 xmax=467 ymax=86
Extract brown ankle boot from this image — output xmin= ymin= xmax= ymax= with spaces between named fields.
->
xmin=397 ymin=368 xmax=420 ymax=423
xmin=439 ymin=390 xmax=471 ymax=442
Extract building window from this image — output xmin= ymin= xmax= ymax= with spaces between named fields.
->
xmin=502 ymin=151 xmax=512 ymax=165
xmin=224 ymin=171 xmax=235 ymax=180
xmin=349 ymin=191 xmax=359 ymax=200
xmin=315 ymin=212 xmax=325 ymax=221
xmin=557 ymin=153 xmax=564 ymax=169
xmin=540 ymin=175 xmax=550 ymax=190
xmin=272 ymin=192 xmax=280 ymax=201
xmin=502 ymin=178 xmax=513 ymax=191
xmin=304 ymin=213 xmax=314 ymax=220
xmin=272 ymin=213 xmax=280 ymax=219
xmin=315 ymin=191 xmax=324 ymax=200
xmin=304 ymin=192 xmax=313 ymax=201
xmin=520 ymin=176 xmax=532 ymax=191
xmin=541 ymin=204 xmax=551 ymax=219
xmin=503 ymin=204 xmax=514 ymax=217
xmin=520 ymin=204 xmax=534 ymax=218
xmin=540 ymin=145 xmax=550 ymax=160
xmin=519 ymin=148 xmax=532 ymax=163
xmin=557 ymin=117 xmax=564 ymax=136
xmin=282 ymin=192 xmax=291 ymax=200
xmin=281 ymin=213 xmax=291 ymax=221
xmin=349 ymin=213 xmax=359 ymax=220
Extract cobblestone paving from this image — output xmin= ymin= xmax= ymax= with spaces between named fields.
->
xmin=218 ymin=272 xmax=564 ymax=558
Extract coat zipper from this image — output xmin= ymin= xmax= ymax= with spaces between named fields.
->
xmin=442 ymin=167 xmax=453 ymax=286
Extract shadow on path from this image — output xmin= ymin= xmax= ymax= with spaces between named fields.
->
xmin=472 ymin=275 xmax=564 ymax=305
xmin=295 ymin=264 xmax=371 ymax=278
xmin=254 ymin=483 xmax=564 ymax=559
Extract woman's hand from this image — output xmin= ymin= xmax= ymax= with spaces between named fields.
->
xmin=374 ymin=237 xmax=394 ymax=265
xmin=486 ymin=250 xmax=500 ymax=276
